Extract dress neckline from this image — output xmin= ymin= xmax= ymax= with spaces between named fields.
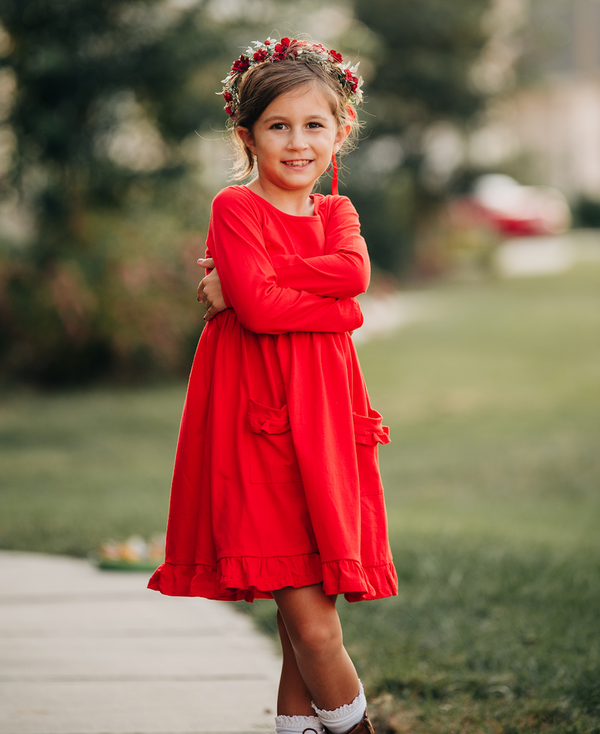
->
xmin=241 ymin=185 xmax=321 ymax=220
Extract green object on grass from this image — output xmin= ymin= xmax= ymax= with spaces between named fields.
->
xmin=88 ymin=552 xmax=162 ymax=572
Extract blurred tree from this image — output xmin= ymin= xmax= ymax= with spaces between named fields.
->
xmin=0 ymin=0 xmax=502 ymax=385
xmin=0 ymin=0 xmax=232 ymax=386
xmin=344 ymin=0 xmax=493 ymax=274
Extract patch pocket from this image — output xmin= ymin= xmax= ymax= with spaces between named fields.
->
xmin=353 ymin=409 xmax=390 ymax=496
xmin=248 ymin=399 xmax=302 ymax=484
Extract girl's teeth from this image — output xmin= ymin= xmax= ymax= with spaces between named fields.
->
xmin=286 ymin=160 xmax=310 ymax=166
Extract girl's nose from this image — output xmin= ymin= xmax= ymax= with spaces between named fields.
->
xmin=287 ymin=128 xmax=309 ymax=150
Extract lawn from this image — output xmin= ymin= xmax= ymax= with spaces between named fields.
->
xmin=1 ymin=261 xmax=599 ymax=733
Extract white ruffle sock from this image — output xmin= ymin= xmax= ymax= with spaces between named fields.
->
xmin=275 ymin=714 xmax=324 ymax=734
xmin=311 ymin=681 xmax=367 ymax=734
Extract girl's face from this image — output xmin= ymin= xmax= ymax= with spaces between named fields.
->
xmin=239 ymin=84 xmax=348 ymax=196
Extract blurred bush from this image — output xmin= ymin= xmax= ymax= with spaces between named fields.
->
xmin=573 ymin=196 xmax=600 ymax=229
xmin=0 ymin=201 xmax=206 ymax=385
xmin=0 ymin=0 xmax=234 ymax=386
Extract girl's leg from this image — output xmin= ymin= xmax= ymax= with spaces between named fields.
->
xmin=272 ymin=584 xmax=360 ymax=711
xmin=276 ymin=609 xmax=314 ymax=715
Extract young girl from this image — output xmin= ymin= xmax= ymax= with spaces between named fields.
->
xmin=149 ymin=37 xmax=398 ymax=734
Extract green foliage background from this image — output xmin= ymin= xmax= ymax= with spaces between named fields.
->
xmin=339 ymin=0 xmax=491 ymax=272
xmin=0 ymin=0 xmax=495 ymax=386
xmin=0 ymin=0 xmax=234 ymax=385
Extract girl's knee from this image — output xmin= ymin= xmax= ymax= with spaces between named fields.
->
xmin=292 ymin=616 xmax=343 ymax=659
xmin=274 ymin=585 xmax=344 ymax=659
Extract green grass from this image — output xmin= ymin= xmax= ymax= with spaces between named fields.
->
xmin=0 ymin=386 xmax=181 ymax=554
xmin=367 ymin=267 xmax=600 ymax=553
xmin=243 ymin=264 xmax=600 ymax=734
xmin=1 ymin=262 xmax=600 ymax=733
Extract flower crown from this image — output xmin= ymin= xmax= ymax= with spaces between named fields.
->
xmin=220 ymin=37 xmax=363 ymax=119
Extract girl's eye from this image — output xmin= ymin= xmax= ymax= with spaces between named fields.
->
xmin=270 ymin=123 xmax=286 ymax=130
xmin=307 ymin=122 xmax=323 ymax=129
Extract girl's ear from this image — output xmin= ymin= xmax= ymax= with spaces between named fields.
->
xmin=237 ymin=127 xmax=256 ymax=156
xmin=333 ymin=123 xmax=352 ymax=155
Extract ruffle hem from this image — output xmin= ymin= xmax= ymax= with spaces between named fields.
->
xmin=147 ymin=552 xmax=398 ymax=603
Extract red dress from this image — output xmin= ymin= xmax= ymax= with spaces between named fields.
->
xmin=148 ymin=185 xmax=398 ymax=603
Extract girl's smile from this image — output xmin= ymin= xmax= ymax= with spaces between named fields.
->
xmin=238 ymin=84 xmax=349 ymax=215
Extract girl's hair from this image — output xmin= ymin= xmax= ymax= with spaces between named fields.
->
xmin=229 ymin=60 xmax=360 ymax=180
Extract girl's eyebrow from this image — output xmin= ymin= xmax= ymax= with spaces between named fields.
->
xmin=262 ymin=114 xmax=330 ymax=124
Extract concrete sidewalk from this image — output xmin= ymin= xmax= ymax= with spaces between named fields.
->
xmin=0 ymin=551 xmax=281 ymax=734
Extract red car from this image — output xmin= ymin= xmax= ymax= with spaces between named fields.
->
xmin=454 ymin=175 xmax=571 ymax=237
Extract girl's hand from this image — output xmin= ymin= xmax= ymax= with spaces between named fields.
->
xmin=197 ymin=258 xmax=227 ymax=321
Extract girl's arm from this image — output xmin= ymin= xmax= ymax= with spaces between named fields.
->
xmin=272 ymin=196 xmax=370 ymax=299
xmin=209 ymin=189 xmax=363 ymax=334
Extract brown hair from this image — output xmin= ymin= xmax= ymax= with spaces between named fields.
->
xmin=229 ymin=59 xmax=359 ymax=179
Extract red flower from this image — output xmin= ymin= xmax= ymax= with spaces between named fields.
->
xmin=225 ymin=105 xmax=233 ymax=116
xmin=264 ymin=39 xmax=271 ymax=45
xmin=329 ymin=49 xmax=343 ymax=63
xmin=275 ymin=36 xmax=291 ymax=53
xmin=344 ymin=69 xmax=358 ymax=92
xmin=223 ymin=91 xmax=233 ymax=102
xmin=253 ymin=48 xmax=268 ymax=62
xmin=232 ymin=55 xmax=250 ymax=73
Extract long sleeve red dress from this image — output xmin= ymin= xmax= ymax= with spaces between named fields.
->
xmin=148 ymin=185 xmax=398 ymax=603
